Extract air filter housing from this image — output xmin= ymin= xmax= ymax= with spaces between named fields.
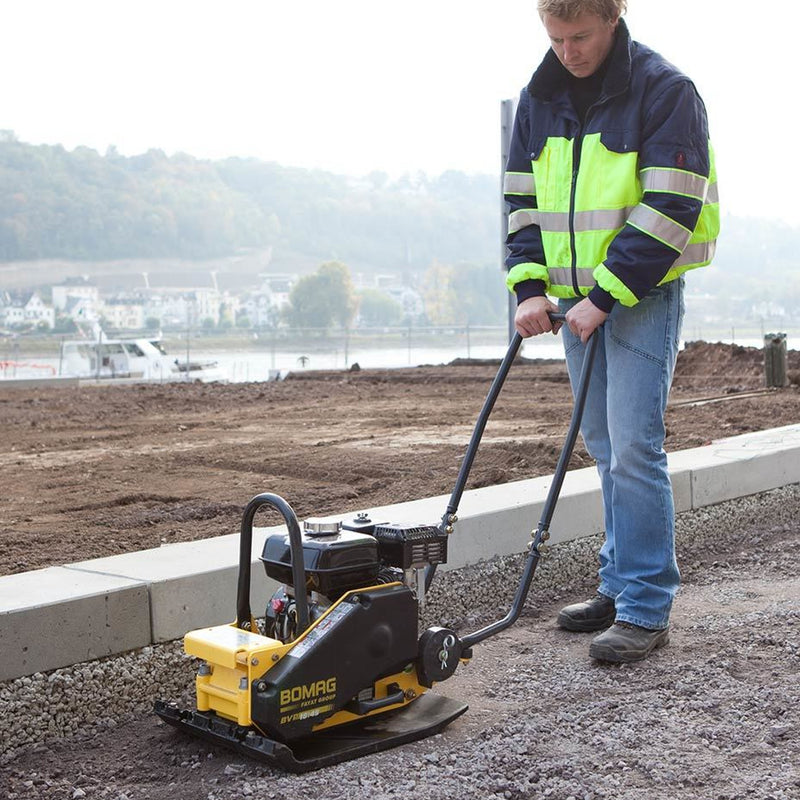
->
xmin=371 ymin=524 xmax=449 ymax=570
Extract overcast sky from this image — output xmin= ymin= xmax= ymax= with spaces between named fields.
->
xmin=2 ymin=1 xmax=797 ymax=224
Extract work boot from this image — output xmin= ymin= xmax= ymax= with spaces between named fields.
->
xmin=589 ymin=622 xmax=670 ymax=663
xmin=557 ymin=594 xmax=615 ymax=632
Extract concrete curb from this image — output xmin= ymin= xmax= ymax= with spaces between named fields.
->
xmin=2 ymin=423 xmax=799 ymax=682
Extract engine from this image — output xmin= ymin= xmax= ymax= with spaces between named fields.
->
xmin=259 ymin=513 xmax=448 ymax=643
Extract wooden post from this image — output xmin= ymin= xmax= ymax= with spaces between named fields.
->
xmin=763 ymin=333 xmax=788 ymax=387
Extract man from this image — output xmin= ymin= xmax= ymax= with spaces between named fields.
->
xmin=504 ymin=0 xmax=719 ymax=662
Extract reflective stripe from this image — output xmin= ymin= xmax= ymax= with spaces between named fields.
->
xmin=670 ymin=239 xmax=716 ymax=268
xmin=640 ymin=168 xmax=708 ymax=200
xmin=539 ymin=208 xmax=632 ymax=233
xmin=504 ymin=172 xmax=536 ymax=195
xmin=627 ymin=204 xmax=692 ymax=252
xmin=546 ymin=241 xmax=717 ymax=292
xmin=574 ymin=207 xmax=632 ymax=232
xmin=508 ymin=208 xmax=539 ymax=235
xmin=548 ymin=266 xmax=594 ymax=288
xmin=512 ymin=208 xmax=634 ymax=235
xmin=538 ymin=210 xmax=569 ymax=233
xmin=706 ymin=181 xmax=719 ymax=204
xmin=510 ymin=202 xmax=713 ymax=243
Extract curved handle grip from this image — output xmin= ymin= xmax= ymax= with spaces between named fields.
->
xmin=236 ymin=493 xmax=310 ymax=634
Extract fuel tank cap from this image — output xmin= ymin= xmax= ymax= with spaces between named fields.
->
xmin=303 ymin=518 xmax=342 ymax=536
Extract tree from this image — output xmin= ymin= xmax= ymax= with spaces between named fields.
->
xmin=357 ymin=289 xmax=404 ymax=327
xmin=286 ymin=261 xmax=357 ymax=330
xmin=421 ymin=260 xmax=459 ymax=325
xmin=419 ymin=259 xmax=507 ymax=326
xmin=451 ymin=262 xmax=507 ymax=325
xmin=53 ymin=315 xmax=78 ymax=334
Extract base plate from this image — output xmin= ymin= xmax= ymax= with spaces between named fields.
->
xmin=154 ymin=693 xmax=468 ymax=773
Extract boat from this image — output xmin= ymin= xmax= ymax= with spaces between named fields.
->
xmin=57 ymin=335 xmax=226 ymax=383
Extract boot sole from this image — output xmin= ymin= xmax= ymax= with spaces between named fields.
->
xmin=589 ymin=630 xmax=670 ymax=663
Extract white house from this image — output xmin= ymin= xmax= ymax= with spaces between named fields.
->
xmin=1 ymin=291 xmax=55 ymax=329
xmin=102 ymin=298 xmax=147 ymax=331
xmin=145 ymin=288 xmax=222 ymax=328
xmin=52 ymin=278 xmax=100 ymax=312
xmin=63 ymin=296 xmax=99 ymax=326
xmin=241 ymin=274 xmax=294 ymax=327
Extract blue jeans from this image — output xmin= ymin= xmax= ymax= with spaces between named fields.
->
xmin=559 ymin=278 xmax=685 ymax=630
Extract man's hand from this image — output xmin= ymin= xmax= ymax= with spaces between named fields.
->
xmin=565 ymin=297 xmax=608 ymax=343
xmin=514 ymin=296 xmax=562 ymax=338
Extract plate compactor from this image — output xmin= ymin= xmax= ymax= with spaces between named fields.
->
xmin=155 ymin=317 xmax=598 ymax=772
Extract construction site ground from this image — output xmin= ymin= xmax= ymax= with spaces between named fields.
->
xmin=1 ymin=340 xmax=799 ymax=799
xmin=1 ymin=340 xmax=799 ymax=577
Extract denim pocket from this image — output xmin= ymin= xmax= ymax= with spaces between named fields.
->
xmin=608 ymin=280 xmax=682 ymax=366
xmin=563 ymin=333 xmax=584 ymax=359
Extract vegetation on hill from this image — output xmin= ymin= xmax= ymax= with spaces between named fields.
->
xmin=0 ymin=132 xmax=498 ymax=271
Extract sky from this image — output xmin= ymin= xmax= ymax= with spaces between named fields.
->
xmin=1 ymin=1 xmax=798 ymax=225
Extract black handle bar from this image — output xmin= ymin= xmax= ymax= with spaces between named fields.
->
xmin=427 ymin=310 xmax=595 ymax=620
xmin=236 ymin=493 xmax=311 ymax=634
xmin=461 ymin=325 xmax=599 ymax=647
xmin=436 ymin=311 xmax=566 ymax=538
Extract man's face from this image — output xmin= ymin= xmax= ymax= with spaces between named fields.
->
xmin=542 ymin=12 xmax=618 ymax=78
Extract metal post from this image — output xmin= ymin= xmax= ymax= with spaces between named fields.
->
xmin=185 ymin=302 xmax=191 ymax=382
xmin=96 ymin=328 xmax=102 ymax=380
xmin=764 ymin=332 xmax=788 ymax=388
xmin=500 ymin=98 xmax=517 ymax=343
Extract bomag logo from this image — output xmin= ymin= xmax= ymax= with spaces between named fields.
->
xmin=280 ymin=677 xmax=337 ymax=708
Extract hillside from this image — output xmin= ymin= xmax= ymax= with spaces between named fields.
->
xmin=0 ymin=134 xmax=498 ymax=278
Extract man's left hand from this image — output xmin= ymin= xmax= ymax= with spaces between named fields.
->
xmin=566 ymin=298 xmax=608 ymax=343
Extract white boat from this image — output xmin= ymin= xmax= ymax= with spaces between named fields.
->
xmin=58 ymin=336 xmax=226 ymax=383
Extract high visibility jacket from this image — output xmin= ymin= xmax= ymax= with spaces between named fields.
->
xmin=505 ymin=20 xmax=719 ymax=309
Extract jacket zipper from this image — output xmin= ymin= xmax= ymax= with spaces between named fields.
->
xmin=569 ymin=99 xmax=604 ymax=298
xmin=569 ymin=130 xmax=582 ymax=297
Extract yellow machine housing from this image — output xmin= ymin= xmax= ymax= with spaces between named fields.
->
xmin=184 ymin=582 xmax=429 ymax=742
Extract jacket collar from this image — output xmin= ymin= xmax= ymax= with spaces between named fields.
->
xmin=528 ymin=17 xmax=633 ymax=102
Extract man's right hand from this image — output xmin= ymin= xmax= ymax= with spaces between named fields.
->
xmin=514 ymin=296 xmax=562 ymax=338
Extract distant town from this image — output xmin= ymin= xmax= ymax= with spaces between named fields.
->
xmin=0 ymin=272 xmax=427 ymax=336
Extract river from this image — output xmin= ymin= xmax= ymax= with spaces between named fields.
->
xmin=0 ymin=332 xmax=779 ymax=384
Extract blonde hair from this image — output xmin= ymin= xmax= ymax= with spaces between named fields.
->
xmin=538 ymin=0 xmax=627 ymax=23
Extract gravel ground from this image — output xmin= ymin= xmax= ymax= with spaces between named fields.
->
xmin=2 ymin=484 xmax=799 ymax=800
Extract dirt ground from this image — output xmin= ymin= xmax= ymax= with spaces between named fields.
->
xmin=1 ymin=340 xmax=800 ymax=799
xmin=1 ymin=340 xmax=799 ymax=576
